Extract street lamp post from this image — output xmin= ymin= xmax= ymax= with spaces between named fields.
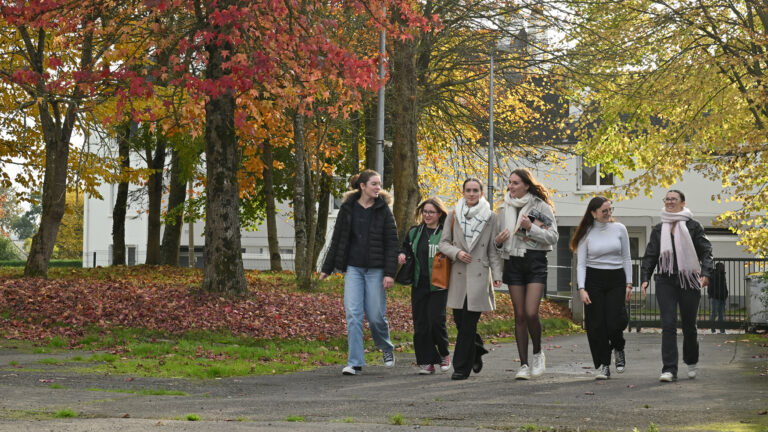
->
xmin=375 ymin=6 xmax=386 ymax=180
xmin=488 ymin=48 xmax=495 ymax=210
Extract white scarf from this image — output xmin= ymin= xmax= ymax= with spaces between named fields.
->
xmin=455 ymin=197 xmax=491 ymax=250
xmin=501 ymin=192 xmax=535 ymax=257
xmin=659 ymin=207 xmax=701 ymax=289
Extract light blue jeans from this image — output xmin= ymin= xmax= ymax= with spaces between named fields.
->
xmin=344 ymin=266 xmax=394 ymax=367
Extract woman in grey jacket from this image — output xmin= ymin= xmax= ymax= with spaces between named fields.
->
xmin=438 ymin=178 xmax=503 ymax=380
xmin=494 ymin=168 xmax=559 ymax=380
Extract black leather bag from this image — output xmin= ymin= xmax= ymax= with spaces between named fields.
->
xmin=395 ymin=253 xmax=414 ymax=285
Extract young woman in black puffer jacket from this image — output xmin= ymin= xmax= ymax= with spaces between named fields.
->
xmin=320 ymin=169 xmax=399 ymax=376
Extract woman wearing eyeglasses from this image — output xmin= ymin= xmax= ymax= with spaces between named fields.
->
xmin=641 ymin=190 xmax=712 ymax=382
xmin=397 ymin=197 xmax=452 ymax=375
xmin=493 ymin=168 xmax=558 ymax=380
xmin=439 ymin=178 xmax=503 ymax=380
xmin=570 ymin=197 xmax=632 ymax=380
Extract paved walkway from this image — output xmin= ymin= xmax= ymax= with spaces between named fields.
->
xmin=0 ymin=331 xmax=766 ymax=431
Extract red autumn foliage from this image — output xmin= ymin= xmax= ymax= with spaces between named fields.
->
xmin=0 ymin=267 xmax=570 ymax=346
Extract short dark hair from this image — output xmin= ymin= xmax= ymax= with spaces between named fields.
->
xmin=667 ymin=189 xmax=686 ymax=202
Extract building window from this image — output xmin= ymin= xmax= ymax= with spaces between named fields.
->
xmin=580 ymin=158 xmax=614 ymax=187
xmin=279 ymin=248 xmax=293 ymax=255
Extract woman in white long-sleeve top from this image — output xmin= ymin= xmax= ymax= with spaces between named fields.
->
xmin=438 ymin=178 xmax=503 ymax=380
xmin=570 ymin=197 xmax=632 ymax=379
xmin=494 ymin=168 xmax=559 ymax=380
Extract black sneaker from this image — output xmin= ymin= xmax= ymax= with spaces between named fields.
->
xmin=614 ymin=349 xmax=626 ymax=373
xmin=382 ymin=351 xmax=395 ymax=368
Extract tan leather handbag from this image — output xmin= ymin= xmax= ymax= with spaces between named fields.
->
xmin=431 ymin=210 xmax=455 ymax=289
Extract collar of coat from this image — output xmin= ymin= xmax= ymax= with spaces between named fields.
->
xmin=341 ymin=189 xmax=393 ymax=209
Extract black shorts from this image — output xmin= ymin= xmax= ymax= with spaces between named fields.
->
xmin=502 ymin=250 xmax=548 ymax=285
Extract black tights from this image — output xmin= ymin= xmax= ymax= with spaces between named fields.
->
xmin=508 ymin=283 xmax=545 ymax=366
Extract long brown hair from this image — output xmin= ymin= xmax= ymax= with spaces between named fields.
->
xmin=569 ymin=196 xmax=613 ymax=251
xmin=510 ymin=168 xmax=554 ymax=209
xmin=348 ymin=169 xmax=380 ymax=191
xmin=413 ymin=196 xmax=449 ymax=226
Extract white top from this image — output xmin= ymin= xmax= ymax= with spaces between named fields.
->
xmin=576 ymin=221 xmax=632 ymax=289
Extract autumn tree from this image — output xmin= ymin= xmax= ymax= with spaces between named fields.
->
xmin=562 ymin=0 xmax=768 ymax=255
xmin=386 ymin=1 xmax=570 ymax=238
xmin=0 ymin=0 xmax=150 ymax=277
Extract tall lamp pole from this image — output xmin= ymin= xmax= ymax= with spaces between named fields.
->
xmin=488 ymin=47 xmax=495 ymax=210
xmin=375 ymin=6 xmax=386 ymax=180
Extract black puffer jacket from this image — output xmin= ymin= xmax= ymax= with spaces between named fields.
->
xmin=321 ymin=190 xmax=399 ymax=277
xmin=640 ymin=218 xmax=713 ymax=285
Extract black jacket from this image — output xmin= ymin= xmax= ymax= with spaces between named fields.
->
xmin=321 ymin=190 xmax=399 ymax=277
xmin=707 ymin=268 xmax=728 ymax=300
xmin=640 ymin=218 xmax=713 ymax=284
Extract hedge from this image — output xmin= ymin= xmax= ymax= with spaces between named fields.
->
xmin=0 ymin=260 xmax=82 ymax=268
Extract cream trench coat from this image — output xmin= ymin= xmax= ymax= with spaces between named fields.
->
xmin=438 ymin=211 xmax=503 ymax=312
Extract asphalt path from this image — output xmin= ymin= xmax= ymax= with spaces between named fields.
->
xmin=0 ymin=331 xmax=766 ymax=431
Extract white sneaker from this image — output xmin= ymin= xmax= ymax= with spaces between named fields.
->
xmin=659 ymin=372 xmax=676 ymax=382
xmin=595 ymin=364 xmax=610 ymax=380
xmin=515 ymin=364 xmax=531 ymax=380
xmin=531 ymin=352 xmax=546 ymax=377
xmin=342 ymin=366 xmax=361 ymax=375
xmin=687 ymin=364 xmax=697 ymax=379
xmin=439 ymin=355 xmax=451 ymax=372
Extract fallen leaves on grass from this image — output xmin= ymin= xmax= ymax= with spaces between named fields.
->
xmin=0 ymin=267 xmax=570 ymax=346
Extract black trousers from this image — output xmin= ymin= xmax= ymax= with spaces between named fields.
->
xmin=452 ymin=299 xmax=487 ymax=376
xmin=412 ymin=289 xmax=449 ymax=365
xmin=584 ymin=267 xmax=628 ymax=368
xmin=656 ymin=275 xmax=701 ymax=375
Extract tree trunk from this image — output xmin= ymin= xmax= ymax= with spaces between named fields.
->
xmin=292 ymin=112 xmax=312 ymax=290
xmin=23 ymin=26 xmax=87 ymax=277
xmin=111 ymin=122 xmax=131 ymax=266
xmin=262 ymin=139 xmax=282 ymax=271
xmin=187 ymin=179 xmax=195 ymax=268
xmin=144 ymin=137 xmax=167 ymax=265
xmin=201 ymin=14 xmax=246 ymax=294
xmin=160 ymin=148 xmax=186 ymax=266
xmin=390 ymin=30 xmax=422 ymax=242
xmin=24 ymin=107 xmax=73 ymax=277
xmin=313 ymin=173 xmax=331 ymax=267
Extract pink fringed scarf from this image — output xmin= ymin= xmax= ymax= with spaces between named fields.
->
xmin=659 ymin=208 xmax=701 ymax=289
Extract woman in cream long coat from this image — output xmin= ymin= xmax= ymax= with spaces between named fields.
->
xmin=439 ymin=178 xmax=502 ymax=380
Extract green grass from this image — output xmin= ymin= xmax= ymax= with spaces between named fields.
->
xmin=286 ymin=415 xmax=305 ymax=422
xmin=48 ymin=384 xmax=66 ymax=389
xmin=47 ymin=336 xmax=68 ymax=349
xmin=389 ymin=413 xmax=405 ymax=425
xmin=38 ymin=358 xmax=63 ymax=365
xmin=63 ymin=328 xmax=353 ymax=379
xmin=185 ymin=414 xmax=201 ymax=421
xmin=54 ymin=409 xmax=77 ymax=418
